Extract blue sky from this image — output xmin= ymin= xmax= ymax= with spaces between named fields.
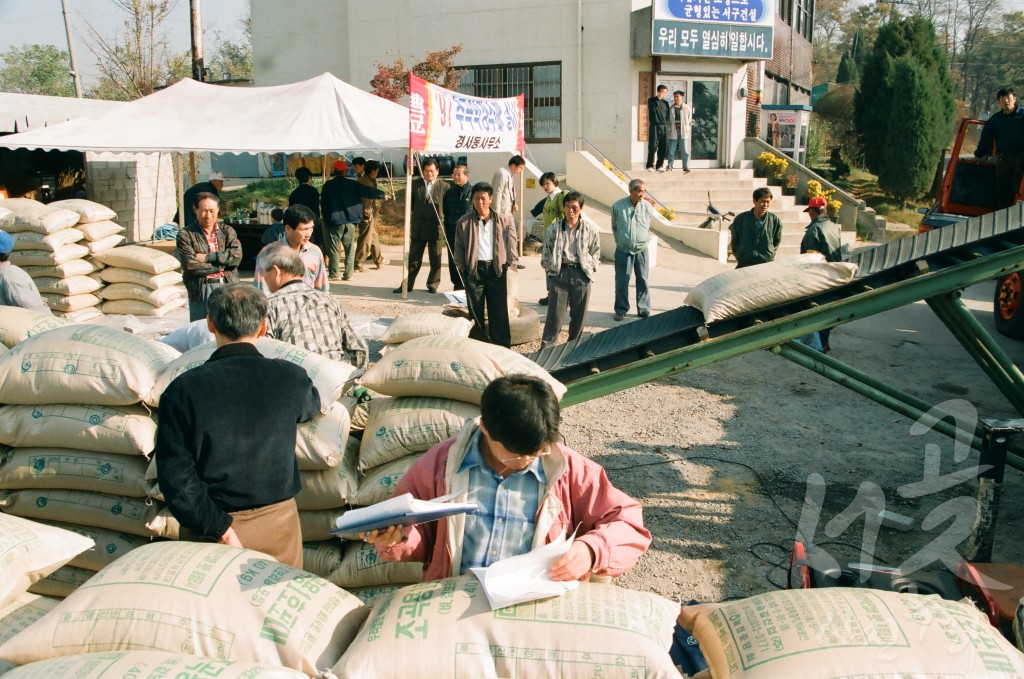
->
xmin=0 ymin=0 xmax=249 ymax=87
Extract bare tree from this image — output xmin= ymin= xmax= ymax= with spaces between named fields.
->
xmin=85 ymin=0 xmax=189 ymax=100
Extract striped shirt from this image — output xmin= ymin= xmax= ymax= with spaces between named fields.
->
xmin=457 ymin=431 xmax=544 ymax=574
xmin=264 ymin=280 xmax=368 ymax=369
xmin=253 ymin=240 xmax=329 ymax=294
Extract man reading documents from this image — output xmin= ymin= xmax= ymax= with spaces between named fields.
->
xmin=365 ymin=375 xmax=651 ymax=582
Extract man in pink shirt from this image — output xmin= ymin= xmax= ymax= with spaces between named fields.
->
xmin=365 ymin=375 xmax=651 ymax=582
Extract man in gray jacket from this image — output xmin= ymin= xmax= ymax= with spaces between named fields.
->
xmin=540 ymin=192 xmax=601 ymax=348
xmin=610 ymin=179 xmax=653 ymax=321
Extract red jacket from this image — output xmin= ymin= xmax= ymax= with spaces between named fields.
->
xmin=378 ymin=421 xmax=651 ymax=581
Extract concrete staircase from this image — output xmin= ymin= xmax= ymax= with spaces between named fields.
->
xmin=633 ymin=167 xmax=808 ymax=258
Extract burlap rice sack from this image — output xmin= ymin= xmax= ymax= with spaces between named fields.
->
xmin=53 ymin=307 xmax=104 ymax=322
xmin=76 ymin=219 xmax=125 ymax=241
xmin=2 ymin=651 xmax=312 ymax=679
xmin=360 ymin=335 xmax=566 ymax=405
xmin=41 ymin=292 xmax=101 ymax=313
xmin=10 ymin=243 xmax=90 ymax=266
xmin=0 ymin=403 xmax=157 ymax=455
xmin=44 ymin=521 xmax=152 ymax=572
xmin=327 ymin=540 xmax=422 ymax=590
xmin=295 ymin=436 xmax=360 ymax=510
xmin=0 ymin=513 xmax=93 ymax=607
xmin=0 ymin=593 xmax=59 ymax=674
xmin=100 ymin=282 xmax=186 ymax=306
xmin=379 ymin=312 xmax=474 ymax=344
xmin=358 ymin=396 xmax=479 ymax=471
xmin=85 ymin=234 xmax=125 ymax=254
xmin=23 ymin=258 xmax=101 ymax=279
xmin=685 ymin=253 xmax=858 ymax=323
xmin=10 ymin=228 xmax=84 ymax=251
xmin=48 ymin=198 xmax=117 ymax=224
xmin=10 ymin=205 xmax=81 ymax=235
xmin=0 ymin=307 xmax=72 ymax=348
xmin=0 ymin=448 xmax=149 ymax=496
xmin=33 ymin=275 xmax=103 ymax=296
xmin=147 ymin=338 xmax=357 ymax=413
xmin=26 ymin=564 xmax=94 ymax=598
xmin=91 ymin=245 xmax=180 ymax=274
xmin=101 ymin=296 xmax=186 ymax=317
xmin=98 ymin=267 xmax=182 ymax=289
xmin=0 ymin=489 xmax=161 ymax=538
xmin=296 ymin=400 xmax=353 ymax=471
xmin=679 ymin=588 xmax=1024 ymax=679
xmin=297 ymin=509 xmax=340 ymax=542
xmin=0 ymin=324 xmax=179 ymax=406
xmin=301 ymin=540 xmax=344 ymax=579
xmin=0 ymin=541 xmax=370 ymax=675
xmin=351 ymin=453 xmax=421 ymax=507
xmin=332 ymin=575 xmax=680 ymax=679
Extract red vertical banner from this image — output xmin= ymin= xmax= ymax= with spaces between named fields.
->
xmin=409 ymin=73 xmax=429 ymax=151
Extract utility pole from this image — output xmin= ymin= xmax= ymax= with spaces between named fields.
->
xmin=190 ymin=0 xmax=205 ymax=82
xmin=61 ymin=0 xmax=83 ymax=98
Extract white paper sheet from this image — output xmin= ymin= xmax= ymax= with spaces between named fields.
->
xmin=470 ymin=532 xmax=580 ymax=610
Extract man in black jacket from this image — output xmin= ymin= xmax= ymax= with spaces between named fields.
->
xmin=394 ymin=158 xmax=449 ymax=294
xmin=321 ymin=160 xmax=385 ymax=281
xmin=646 ymin=85 xmax=670 ymax=172
xmin=442 ymin=163 xmax=473 ymax=291
xmin=288 ymin=167 xmax=323 ymax=247
xmin=974 ymin=87 xmax=1024 ymax=208
xmin=155 ymin=284 xmax=320 ymax=568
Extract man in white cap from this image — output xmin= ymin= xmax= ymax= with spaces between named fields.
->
xmin=0 ymin=229 xmax=51 ymax=314
xmin=174 ymin=171 xmax=225 ymax=224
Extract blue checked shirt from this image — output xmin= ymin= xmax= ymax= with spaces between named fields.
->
xmin=458 ymin=431 xmax=545 ymax=574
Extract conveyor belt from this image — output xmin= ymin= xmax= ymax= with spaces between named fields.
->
xmin=532 ymin=204 xmax=1024 ymax=404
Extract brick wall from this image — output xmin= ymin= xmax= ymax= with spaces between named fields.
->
xmin=766 ymin=18 xmax=813 ymax=94
xmin=85 ymin=153 xmax=176 ymax=243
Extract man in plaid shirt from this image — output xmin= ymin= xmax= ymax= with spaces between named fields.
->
xmin=257 ymin=243 xmax=367 ymax=369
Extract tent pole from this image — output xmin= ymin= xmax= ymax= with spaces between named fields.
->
xmin=401 ymin=148 xmax=413 ymax=299
xmin=153 ymin=152 xmax=162 ymax=240
xmin=176 ymin=153 xmax=186 ymax=230
xmin=518 ymin=164 xmax=525 ymax=258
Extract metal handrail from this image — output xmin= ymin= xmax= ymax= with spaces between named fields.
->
xmin=576 ymin=136 xmax=676 ymax=219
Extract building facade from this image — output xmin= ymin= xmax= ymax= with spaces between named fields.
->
xmin=252 ymin=0 xmax=811 ymax=173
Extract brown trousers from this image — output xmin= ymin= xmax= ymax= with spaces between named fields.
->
xmin=180 ymin=498 xmax=303 ymax=570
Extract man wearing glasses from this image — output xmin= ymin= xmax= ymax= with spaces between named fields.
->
xmin=365 ymin=375 xmax=650 ymax=582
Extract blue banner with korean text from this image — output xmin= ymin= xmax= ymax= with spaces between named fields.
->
xmin=653 ymin=20 xmax=773 ymax=58
xmin=652 ymin=0 xmax=774 ymax=59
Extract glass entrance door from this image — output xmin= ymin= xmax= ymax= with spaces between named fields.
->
xmin=657 ymin=75 xmax=723 ymax=168
xmin=690 ymin=78 xmax=722 ymax=168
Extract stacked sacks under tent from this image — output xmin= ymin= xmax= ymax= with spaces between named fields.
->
xmin=142 ymin=338 xmax=363 ymax=587
xmin=92 ymin=244 xmax=186 ymax=317
xmin=0 ymin=198 xmax=113 ymax=322
xmin=0 ymin=323 xmax=181 ymax=596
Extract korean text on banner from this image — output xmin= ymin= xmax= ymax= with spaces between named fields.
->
xmin=408 ymin=73 xmax=524 ymax=153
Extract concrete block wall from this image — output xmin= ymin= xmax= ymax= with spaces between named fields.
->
xmin=85 ymin=152 xmax=176 ymax=242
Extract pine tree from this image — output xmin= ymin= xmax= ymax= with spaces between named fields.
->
xmin=854 ymin=16 xmax=955 ymax=174
xmin=836 ymin=52 xmax=855 ymax=83
xmin=877 ymin=55 xmax=945 ymax=204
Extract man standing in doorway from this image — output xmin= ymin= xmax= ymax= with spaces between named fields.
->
xmin=442 ymin=163 xmax=473 ymax=291
xmin=646 ymin=85 xmax=670 ymax=172
xmin=610 ymin=179 xmax=653 ymax=321
xmin=730 ymin=187 xmax=783 ymax=268
xmin=666 ymin=90 xmax=692 ymax=172
xmin=974 ymin=87 xmax=1024 ymax=208
xmin=178 ymin=192 xmax=243 ymax=322
xmin=322 ymin=160 xmax=385 ymax=281
xmin=395 ymin=158 xmax=448 ymax=294
xmin=453 ymin=182 xmax=518 ymax=347
xmin=492 ymin=155 xmax=526 ymax=215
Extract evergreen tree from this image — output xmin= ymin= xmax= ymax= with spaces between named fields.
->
xmin=854 ymin=15 xmax=955 ymax=175
xmin=836 ymin=52 xmax=854 ymax=83
xmin=878 ymin=56 xmax=945 ymax=204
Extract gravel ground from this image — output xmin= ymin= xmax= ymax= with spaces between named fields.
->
xmin=335 ymin=272 xmax=1024 ymax=605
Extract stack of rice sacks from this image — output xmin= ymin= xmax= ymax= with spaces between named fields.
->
xmin=0 ymin=198 xmax=125 ymax=322
xmin=91 ymin=244 xmax=186 ymax=317
xmin=0 ymin=321 xmax=181 ymax=596
xmin=329 ymin=313 xmax=566 ymax=602
xmin=142 ymin=337 xmax=365 ymax=593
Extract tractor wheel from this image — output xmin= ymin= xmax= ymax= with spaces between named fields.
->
xmin=994 ymin=273 xmax=1024 ymax=339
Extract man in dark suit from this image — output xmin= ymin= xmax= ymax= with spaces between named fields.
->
xmin=394 ymin=158 xmax=449 ymax=293
xmin=442 ymin=163 xmax=473 ymax=291
xmin=646 ymin=85 xmax=670 ymax=172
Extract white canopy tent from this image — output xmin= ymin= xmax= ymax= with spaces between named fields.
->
xmin=0 ymin=72 xmax=410 ymax=154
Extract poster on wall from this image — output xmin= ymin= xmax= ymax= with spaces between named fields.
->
xmin=762 ymin=110 xmax=798 ymax=149
xmin=651 ymin=0 xmax=774 ymax=59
